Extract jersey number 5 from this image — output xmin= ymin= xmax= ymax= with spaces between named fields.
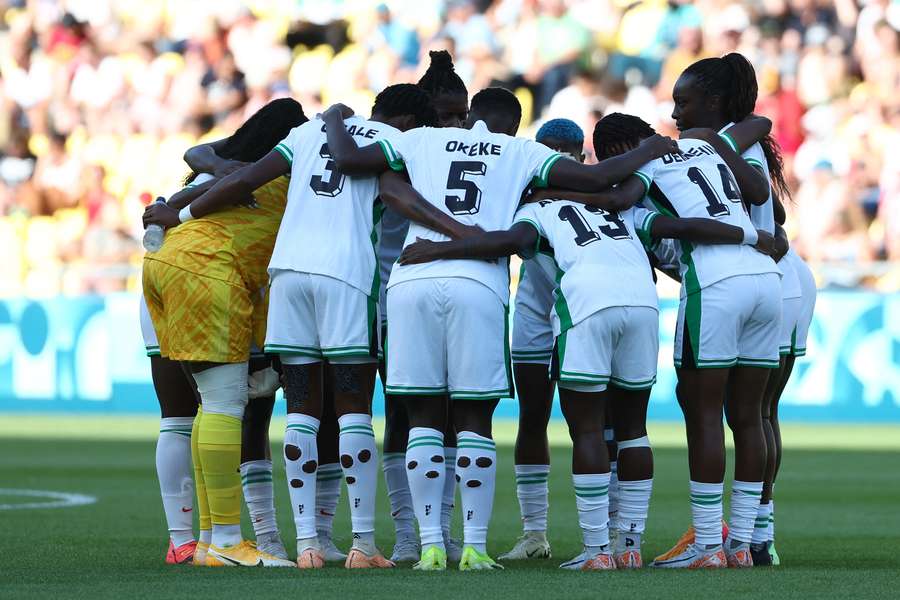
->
xmin=309 ymin=143 xmax=346 ymax=197
xmin=445 ymin=161 xmax=486 ymax=215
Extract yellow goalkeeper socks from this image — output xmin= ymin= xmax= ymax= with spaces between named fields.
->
xmin=191 ymin=407 xmax=211 ymax=535
xmin=198 ymin=411 xmax=243 ymax=548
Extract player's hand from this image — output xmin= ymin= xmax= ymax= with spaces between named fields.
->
xmin=322 ymin=103 xmax=355 ymax=120
xmin=678 ymin=128 xmax=716 ymax=143
xmin=398 ymin=238 xmax=445 ymax=265
xmin=639 ymin=134 xmax=679 ymax=158
xmin=753 ymin=230 xmax=777 ymax=257
xmin=142 ymin=202 xmax=181 ymax=229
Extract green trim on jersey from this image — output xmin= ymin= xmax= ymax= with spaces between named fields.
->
xmin=531 ymin=154 xmax=563 ymax=189
xmin=385 ymin=384 xmax=448 ymax=396
xmin=718 ymin=131 xmax=739 ymax=153
xmin=274 ymin=142 xmax=293 ymax=163
xmin=634 ymin=170 xmax=652 ymax=193
xmin=451 ymin=388 xmax=512 ymax=401
xmin=553 ymin=263 xmax=574 ymax=332
xmin=503 ymin=303 xmax=514 ymax=399
xmin=145 ymin=344 xmax=160 ymax=357
xmin=683 ymin=287 xmax=702 ymax=367
xmin=378 ymin=140 xmax=405 ymax=171
xmin=369 ymin=201 xmax=385 ymax=300
xmin=635 ymin=210 xmax=659 ymax=251
xmin=745 ymin=157 xmax=764 ymax=169
xmin=559 ymin=370 xmax=610 ymax=384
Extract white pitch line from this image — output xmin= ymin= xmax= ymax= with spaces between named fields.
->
xmin=0 ymin=488 xmax=97 ymax=510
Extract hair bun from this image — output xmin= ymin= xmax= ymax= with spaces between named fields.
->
xmin=428 ymin=50 xmax=455 ymax=71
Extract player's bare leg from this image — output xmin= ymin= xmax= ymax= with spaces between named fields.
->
xmin=499 ymin=363 xmax=554 ymax=560
xmin=152 ymin=355 xmax=200 ymax=564
xmin=610 ymin=385 xmax=653 ymax=569
xmin=654 ymin=368 xmax=729 ymax=569
xmin=558 ymin=387 xmax=615 ymax=571
xmin=723 ymin=366 xmax=768 ymax=567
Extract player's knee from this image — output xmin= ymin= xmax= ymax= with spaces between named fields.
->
xmin=192 ymin=362 xmax=248 ymax=420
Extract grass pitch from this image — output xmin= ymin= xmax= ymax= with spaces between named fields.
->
xmin=1 ymin=416 xmax=898 ymax=599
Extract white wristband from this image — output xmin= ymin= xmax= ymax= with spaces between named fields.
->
xmin=178 ymin=205 xmax=195 ymax=223
xmin=742 ymin=226 xmax=758 ymax=246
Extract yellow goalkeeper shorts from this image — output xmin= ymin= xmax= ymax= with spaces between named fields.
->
xmin=143 ymin=259 xmax=254 ymax=363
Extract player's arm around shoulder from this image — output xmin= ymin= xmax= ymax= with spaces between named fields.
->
xmin=530 ymin=175 xmax=647 ymax=212
xmin=643 ymin=210 xmax=777 ymax=256
xmin=321 ymin=104 xmax=390 ymax=175
xmin=398 ymin=222 xmax=539 ymax=265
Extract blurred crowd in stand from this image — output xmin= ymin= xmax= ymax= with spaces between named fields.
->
xmin=0 ymin=0 xmax=897 ymax=296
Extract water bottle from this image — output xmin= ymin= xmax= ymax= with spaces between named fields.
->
xmin=142 ymin=197 xmax=167 ymax=252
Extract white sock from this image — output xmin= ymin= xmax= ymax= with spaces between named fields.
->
xmin=729 ymin=480 xmax=763 ymax=544
xmin=199 ymin=529 xmax=211 ymax=545
xmin=514 ymin=464 xmax=549 ymax=532
xmin=752 ymin=501 xmax=772 ymax=545
xmin=456 ymin=431 xmax=497 ymax=553
xmin=690 ymin=480 xmax=724 ymax=547
xmin=769 ymin=500 xmax=776 ymax=542
xmin=211 ymin=523 xmax=242 ymax=548
xmin=406 ymin=427 xmax=445 ymax=548
xmin=573 ymin=472 xmax=611 ymax=553
xmin=608 ymin=460 xmax=619 ymax=528
xmin=616 ymin=478 xmax=652 ymax=541
xmin=338 ymin=414 xmax=379 ymax=543
xmin=156 ymin=417 xmax=195 ymax=547
xmin=315 ymin=463 xmax=342 ymax=537
xmin=382 ymin=453 xmax=416 ymax=539
xmin=240 ymin=459 xmax=277 ymax=537
xmin=441 ymin=446 xmax=457 ymax=539
xmin=284 ymin=414 xmax=320 ymax=541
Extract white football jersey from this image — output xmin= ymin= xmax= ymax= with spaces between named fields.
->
xmin=268 ymin=116 xmax=400 ymax=298
xmin=514 ymin=201 xmax=659 ymax=335
xmin=635 ymin=138 xmax=779 ymax=296
xmin=719 ymin=125 xmax=801 ymax=299
xmin=380 ymin=120 xmax=561 ymax=303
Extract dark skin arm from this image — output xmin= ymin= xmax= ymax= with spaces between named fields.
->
xmin=398 ymin=223 xmax=538 ymax=265
xmin=321 ymin=105 xmax=390 ymax=175
xmin=546 ymin=135 xmax=678 ymax=192
xmin=165 ymin=177 xmax=217 ymax=211
xmin=378 ymin=170 xmax=480 ymax=240
xmin=678 ymin=126 xmax=770 ymax=206
xmin=773 ymin=223 xmax=790 ymax=262
xmin=528 ymin=175 xmax=647 ymax=212
xmin=773 ymin=195 xmax=786 ymax=226
xmin=720 ymin=115 xmax=772 ymax=153
xmin=183 ymin=138 xmax=247 ymax=177
xmin=143 ymin=150 xmax=289 ymax=228
xmin=650 ymin=215 xmax=776 ymax=256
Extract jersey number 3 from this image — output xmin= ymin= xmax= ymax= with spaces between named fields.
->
xmin=309 ymin=143 xmax=346 ymax=197
xmin=445 ymin=161 xmax=486 ymax=215
xmin=558 ymin=204 xmax=630 ymax=246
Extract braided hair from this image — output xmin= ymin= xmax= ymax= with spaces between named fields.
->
xmin=219 ymin=98 xmax=307 ymax=162
xmin=417 ymin=50 xmax=468 ymax=98
xmin=372 ymin=83 xmax=437 ymax=127
xmin=683 ymin=53 xmax=791 ymax=201
xmin=185 ymin=97 xmax=306 ymax=184
xmin=593 ymin=113 xmax=655 ymax=160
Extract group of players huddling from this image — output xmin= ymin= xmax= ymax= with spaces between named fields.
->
xmin=141 ymin=49 xmax=815 ymax=572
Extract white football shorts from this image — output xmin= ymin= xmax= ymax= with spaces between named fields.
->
xmin=674 ymin=272 xmax=782 ymax=369
xmin=552 ymin=305 xmax=659 ymax=393
xmin=511 ymin=260 xmax=555 ymax=365
xmin=385 ymin=277 xmax=512 ymax=400
xmin=264 ymin=270 xmax=378 ymax=364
